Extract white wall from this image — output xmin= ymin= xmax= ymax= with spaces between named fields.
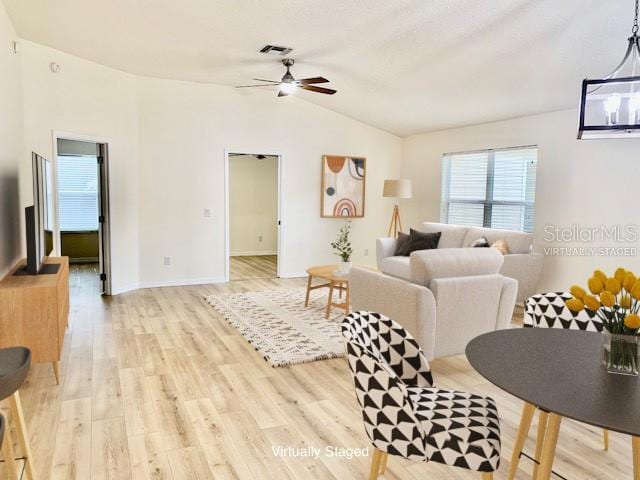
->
xmin=402 ymin=109 xmax=640 ymax=292
xmin=229 ymin=155 xmax=278 ymax=256
xmin=20 ymin=41 xmax=140 ymax=293
xmin=0 ymin=5 xmax=23 ymax=277
xmin=137 ymin=77 xmax=402 ymax=286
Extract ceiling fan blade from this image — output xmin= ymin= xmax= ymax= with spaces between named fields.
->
xmin=252 ymin=78 xmax=281 ymax=83
xmin=277 ymin=90 xmax=289 ymax=97
xmin=235 ymin=84 xmax=278 ymax=88
xmin=300 ymin=85 xmax=337 ymax=95
xmin=298 ymin=77 xmax=330 ymax=85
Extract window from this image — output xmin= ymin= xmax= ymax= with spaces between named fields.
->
xmin=57 ymin=155 xmax=99 ymax=231
xmin=441 ymin=146 xmax=537 ymax=233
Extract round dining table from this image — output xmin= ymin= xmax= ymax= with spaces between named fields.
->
xmin=466 ymin=328 xmax=640 ymax=480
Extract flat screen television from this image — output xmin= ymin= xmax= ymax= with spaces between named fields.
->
xmin=16 ymin=153 xmax=57 ymax=275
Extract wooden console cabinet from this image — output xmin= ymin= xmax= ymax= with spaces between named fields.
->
xmin=0 ymin=257 xmax=69 ymax=384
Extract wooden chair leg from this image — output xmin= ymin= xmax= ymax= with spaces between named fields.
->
xmin=52 ymin=361 xmax=60 ymax=385
xmin=0 ymin=426 xmax=19 ymax=480
xmin=537 ymin=413 xmax=562 ymax=480
xmin=9 ymin=391 xmax=36 ymax=480
xmin=379 ymin=451 xmax=388 ymax=474
xmin=481 ymin=473 xmax=493 ymax=480
xmin=507 ymin=402 xmax=535 ymax=480
xmin=369 ymin=448 xmax=383 ymax=480
xmin=603 ymin=429 xmax=609 ymax=451
xmin=632 ymin=436 xmax=640 ymax=480
xmin=533 ymin=409 xmax=549 ymax=479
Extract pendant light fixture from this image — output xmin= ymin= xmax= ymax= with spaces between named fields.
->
xmin=578 ymin=0 xmax=640 ymax=139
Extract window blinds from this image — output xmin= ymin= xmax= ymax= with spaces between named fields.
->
xmin=57 ymin=155 xmax=99 ymax=232
xmin=441 ymin=146 xmax=537 ymax=233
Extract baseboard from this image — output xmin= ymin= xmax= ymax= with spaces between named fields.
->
xmin=138 ymin=276 xmax=227 ymax=289
xmin=111 ymin=283 xmax=140 ymax=295
xmin=230 ymin=251 xmax=277 ymax=257
xmin=279 ymin=271 xmax=307 ymax=279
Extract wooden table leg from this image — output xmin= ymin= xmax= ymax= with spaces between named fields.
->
xmin=326 ymin=281 xmax=334 ymax=319
xmin=507 ymin=402 xmax=535 ymax=480
xmin=632 ymin=436 xmax=640 ymax=480
xmin=603 ymin=429 xmax=609 ymax=451
xmin=536 ymin=413 xmax=562 ymax=480
xmin=369 ymin=448 xmax=383 ymax=480
xmin=0 ymin=425 xmax=19 ymax=480
xmin=9 ymin=391 xmax=35 ymax=480
xmin=304 ymin=275 xmax=313 ymax=307
xmin=345 ymin=281 xmax=350 ymax=314
xmin=533 ymin=409 xmax=549 ymax=480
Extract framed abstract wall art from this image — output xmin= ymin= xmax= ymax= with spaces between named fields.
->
xmin=321 ymin=155 xmax=366 ymax=217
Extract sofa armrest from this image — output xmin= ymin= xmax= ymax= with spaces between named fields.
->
xmin=410 ymin=248 xmax=504 ymax=287
xmin=376 ymin=237 xmax=398 ymax=265
xmin=348 ymin=267 xmax=437 ymax=360
xmin=501 ymin=253 xmax=544 ymax=303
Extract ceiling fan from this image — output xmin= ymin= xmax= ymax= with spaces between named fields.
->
xmin=236 ymin=59 xmax=337 ymax=97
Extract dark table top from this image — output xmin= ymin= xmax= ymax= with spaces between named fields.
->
xmin=466 ymin=328 xmax=640 ymax=436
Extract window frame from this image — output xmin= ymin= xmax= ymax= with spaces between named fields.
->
xmin=440 ymin=145 xmax=537 ymax=233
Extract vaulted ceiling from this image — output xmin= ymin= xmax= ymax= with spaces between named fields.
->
xmin=2 ymin=0 xmax=633 ymax=136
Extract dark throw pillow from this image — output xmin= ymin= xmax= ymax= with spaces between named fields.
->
xmin=469 ymin=236 xmax=490 ymax=248
xmin=394 ymin=232 xmax=410 ymax=256
xmin=396 ymin=229 xmax=441 ymax=256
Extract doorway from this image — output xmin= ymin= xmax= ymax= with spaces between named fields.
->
xmin=53 ymin=136 xmax=112 ymax=295
xmin=226 ymin=152 xmax=281 ymax=282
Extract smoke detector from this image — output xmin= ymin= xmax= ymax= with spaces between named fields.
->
xmin=259 ymin=45 xmax=293 ymax=56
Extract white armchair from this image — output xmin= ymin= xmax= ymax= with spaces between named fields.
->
xmin=349 ymin=250 xmax=517 ymax=360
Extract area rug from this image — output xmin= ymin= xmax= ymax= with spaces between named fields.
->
xmin=204 ymin=288 xmax=346 ymax=367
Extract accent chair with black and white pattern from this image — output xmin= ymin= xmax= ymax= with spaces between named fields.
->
xmin=342 ymin=310 xmax=501 ymax=479
xmin=505 ymin=292 xmax=607 ymax=480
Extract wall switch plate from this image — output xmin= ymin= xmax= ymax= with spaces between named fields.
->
xmin=163 ymin=256 xmax=171 ymax=266
xmin=203 ymin=208 xmax=211 ymax=218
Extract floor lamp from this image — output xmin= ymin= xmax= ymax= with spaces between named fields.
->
xmin=383 ymin=179 xmax=412 ymax=237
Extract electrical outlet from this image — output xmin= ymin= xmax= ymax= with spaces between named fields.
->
xmin=258 ymin=235 xmax=263 ymax=243
xmin=364 ymin=248 xmax=369 ymax=257
xmin=163 ymin=256 xmax=171 ymax=266
xmin=203 ymin=208 xmax=211 ymax=218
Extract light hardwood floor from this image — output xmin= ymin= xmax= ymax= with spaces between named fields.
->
xmin=0 ymin=264 xmax=633 ymax=479
xmin=230 ymin=255 xmax=277 ymax=281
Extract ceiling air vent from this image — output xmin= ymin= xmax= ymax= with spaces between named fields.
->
xmin=259 ymin=45 xmax=293 ymax=56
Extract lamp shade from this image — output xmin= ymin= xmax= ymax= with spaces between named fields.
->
xmin=383 ymin=179 xmax=412 ymax=199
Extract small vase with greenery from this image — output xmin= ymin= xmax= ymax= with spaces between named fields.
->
xmin=567 ymin=267 xmax=640 ymax=375
xmin=331 ymin=221 xmax=353 ymax=274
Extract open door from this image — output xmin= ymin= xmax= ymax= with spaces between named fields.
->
xmin=97 ymin=143 xmax=112 ymax=295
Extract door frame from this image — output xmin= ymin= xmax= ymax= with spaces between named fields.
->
xmin=52 ymin=131 xmax=113 ymax=295
xmin=224 ymin=149 xmax=283 ymax=282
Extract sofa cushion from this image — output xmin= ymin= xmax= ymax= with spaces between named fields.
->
xmin=463 ymin=227 xmax=533 ymax=254
xmin=410 ymin=248 xmax=504 ymax=286
xmin=421 ymin=222 xmax=468 ymax=248
xmin=379 ymin=256 xmax=412 ymax=281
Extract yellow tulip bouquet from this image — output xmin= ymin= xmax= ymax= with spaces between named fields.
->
xmin=566 ymin=268 xmax=640 ymax=333
xmin=566 ymin=268 xmax=640 ymax=374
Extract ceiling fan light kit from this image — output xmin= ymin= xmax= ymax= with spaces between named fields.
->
xmin=578 ymin=0 xmax=640 ymax=139
xmin=236 ymin=58 xmax=337 ymax=97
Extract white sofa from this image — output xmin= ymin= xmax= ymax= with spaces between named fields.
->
xmin=377 ymin=222 xmax=543 ymax=302
xmin=349 ymin=248 xmax=517 ymax=360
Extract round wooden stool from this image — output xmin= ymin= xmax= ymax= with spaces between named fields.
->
xmin=0 ymin=347 xmax=36 ymax=479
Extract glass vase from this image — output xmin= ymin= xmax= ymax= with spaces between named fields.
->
xmin=602 ymin=331 xmax=639 ymax=376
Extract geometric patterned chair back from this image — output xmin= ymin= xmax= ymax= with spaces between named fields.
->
xmin=524 ymin=291 xmax=603 ymax=332
xmin=342 ymin=311 xmax=433 ymax=460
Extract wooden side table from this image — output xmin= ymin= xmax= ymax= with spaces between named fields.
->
xmin=305 ymin=265 xmax=350 ymax=319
